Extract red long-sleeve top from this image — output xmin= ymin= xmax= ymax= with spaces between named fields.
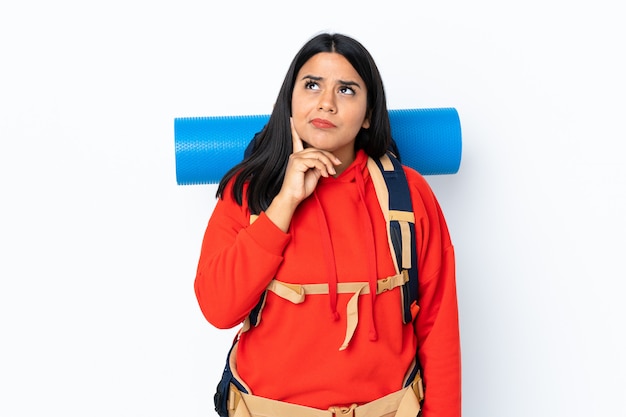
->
xmin=195 ymin=150 xmax=461 ymax=417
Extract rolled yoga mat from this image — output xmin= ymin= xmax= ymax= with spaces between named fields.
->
xmin=174 ymin=107 xmax=462 ymax=185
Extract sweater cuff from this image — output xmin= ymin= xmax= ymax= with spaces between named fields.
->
xmin=245 ymin=211 xmax=291 ymax=256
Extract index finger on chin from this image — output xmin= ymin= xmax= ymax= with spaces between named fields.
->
xmin=290 ymin=118 xmax=304 ymax=153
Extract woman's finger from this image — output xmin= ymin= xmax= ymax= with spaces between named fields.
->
xmin=289 ymin=152 xmax=333 ymax=177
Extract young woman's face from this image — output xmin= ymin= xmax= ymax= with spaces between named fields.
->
xmin=291 ymin=52 xmax=370 ymax=164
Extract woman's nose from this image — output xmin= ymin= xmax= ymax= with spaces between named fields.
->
xmin=318 ymin=90 xmax=336 ymax=113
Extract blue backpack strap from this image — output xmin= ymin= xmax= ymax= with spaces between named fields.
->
xmin=247 ymin=291 xmax=267 ymax=327
xmin=214 ymin=339 xmax=251 ymax=417
xmin=371 ymin=152 xmax=418 ymax=325
xmin=370 ymin=152 xmax=422 ymax=393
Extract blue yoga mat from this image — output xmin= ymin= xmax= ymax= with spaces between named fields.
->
xmin=174 ymin=108 xmax=462 ymax=185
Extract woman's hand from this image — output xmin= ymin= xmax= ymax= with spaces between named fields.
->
xmin=264 ymin=118 xmax=341 ymax=232
xmin=282 ymin=118 xmax=342 ymax=203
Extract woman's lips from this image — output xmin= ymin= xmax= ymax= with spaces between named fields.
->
xmin=311 ymin=118 xmax=336 ymax=128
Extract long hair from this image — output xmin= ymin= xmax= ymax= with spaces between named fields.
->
xmin=216 ymin=33 xmax=395 ymax=214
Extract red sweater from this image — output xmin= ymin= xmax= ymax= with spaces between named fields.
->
xmin=195 ymin=150 xmax=461 ymax=417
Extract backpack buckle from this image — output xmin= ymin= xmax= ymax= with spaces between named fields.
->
xmin=377 ymin=277 xmax=394 ymax=293
xmin=328 ymin=404 xmax=357 ymax=417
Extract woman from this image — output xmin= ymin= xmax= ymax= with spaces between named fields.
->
xmin=195 ymin=32 xmax=461 ymax=417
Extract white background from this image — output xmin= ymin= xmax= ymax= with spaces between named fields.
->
xmin=1 ymin=1 xmax=624 ymax=416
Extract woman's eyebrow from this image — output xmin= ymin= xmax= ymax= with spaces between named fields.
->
xmin=300 ymin=74 xmax=322 ymax=81
xmin=338 ymin=79 xmax=362 ymax=89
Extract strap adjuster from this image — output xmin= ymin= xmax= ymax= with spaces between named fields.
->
xmin=328 ymin=403 xmax=357 ymax=417
xmin=377 ymin=270 xmax=409 ymax=294
xmin=411 ymin=371 xmax=425 ymax=403
xmin=377 ymin=277 xmax=394 ymax=293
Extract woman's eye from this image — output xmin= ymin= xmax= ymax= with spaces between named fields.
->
xmin=305 ymin=81 xmax=319 ymax=90
xmin=339 ymin=86 xmax=355 ymax=95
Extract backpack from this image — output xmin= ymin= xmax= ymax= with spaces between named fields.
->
xmin=213 ymin=150 xmax=419 ymax=417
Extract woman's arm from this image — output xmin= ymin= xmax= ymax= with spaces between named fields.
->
xmin=194 ymin=187 xmax=291 ymax=329
xmin=408 ymin=170 xmax=462 ymax=417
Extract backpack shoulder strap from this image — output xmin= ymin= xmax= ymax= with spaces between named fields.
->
xmin=367 ymin=152 xmax=418 ymax=324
